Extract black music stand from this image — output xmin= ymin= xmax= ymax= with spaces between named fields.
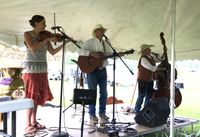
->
xmin=62 ymin=60 xmax=82 ymax=116
xmin=73 ymin=88 xmax=97 ymax=137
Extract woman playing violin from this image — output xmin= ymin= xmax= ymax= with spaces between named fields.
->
xmin=22 ymin=14 xmax=69 ymax=135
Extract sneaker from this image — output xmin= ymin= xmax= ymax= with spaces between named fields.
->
xmin=99 ymin=114 xmax=109 ymax=120
xmin=99 ymin=114 xmax=109 ymax=123
xmin=89 ymin=115 xmax=99 ymax=125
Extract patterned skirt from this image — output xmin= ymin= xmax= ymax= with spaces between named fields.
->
xmin=22 ymin=73 xmax=53 ymax=106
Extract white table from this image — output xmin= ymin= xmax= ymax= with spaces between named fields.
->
xmin=164 ymin=116 xmax=199 ymax=136
xmin=0 ymin=98 xmax=34 ymax=137
xmin=123 ymin=116 xmax=199 ymax=137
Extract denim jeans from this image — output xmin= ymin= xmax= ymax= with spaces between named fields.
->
xmin=134 ymin=80 xmax=154 ymax=113
xmin=87 ymin=68 xmax=108 ymax=117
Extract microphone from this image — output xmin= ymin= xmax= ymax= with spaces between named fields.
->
xmin=71 ymin=59 xmax=78 ymax=64
xmin=51 ymin=26 xmax=61 ymax=30
xmin=151 ymin=52 xmax=160 ymax=57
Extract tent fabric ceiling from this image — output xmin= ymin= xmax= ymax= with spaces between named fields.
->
xmin=0 ymin=0 xmax=200 ymax=60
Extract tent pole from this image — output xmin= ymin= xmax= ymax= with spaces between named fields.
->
xmin=170 ymin=0 xmax=176 ymax=137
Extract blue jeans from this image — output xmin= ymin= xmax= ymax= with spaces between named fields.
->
xmin=134 ymin=80 xmax=154 ymax=113
xmin=87 ymin=68 xmax=108 ymax=117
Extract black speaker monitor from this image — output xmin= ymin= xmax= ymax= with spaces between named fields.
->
xmin=73 ymin=88 xmax=97 ymax=105
xmin=134 ymin=97 xmax=170 ymax=127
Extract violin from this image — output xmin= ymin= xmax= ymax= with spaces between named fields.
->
xmin=39 ymin=30 xmax=63 ymax=42
xmin=40 ymin=30 xmax=77 ymax=44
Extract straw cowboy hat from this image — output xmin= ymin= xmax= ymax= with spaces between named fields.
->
xmin=139 ymin=44 xmax=154 ymax=54
xmin=92 ymin=24 xmax=107 ymax=37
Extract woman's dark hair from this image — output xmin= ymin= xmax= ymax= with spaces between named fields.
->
xmin=29 ymin=15 xmax=45 ymax=27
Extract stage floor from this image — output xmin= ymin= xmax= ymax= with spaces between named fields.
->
xmin=1 ymin=103 xmax=199 ymax=137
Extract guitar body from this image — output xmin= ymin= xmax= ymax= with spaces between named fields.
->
xmin=78 ymin=49 xmax=135 ymax=73
xmin=78 ymin=52 xmax=104 ymax=73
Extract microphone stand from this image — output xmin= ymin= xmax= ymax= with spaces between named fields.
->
xmin=57 ymin=29 xmax=87 ymax=137
xmin=102 ymin=36 xmax=134 ymax=134
xmin=58 ymin=28 xmax=82 ymax=114
xmin=58 ymin=29 xmax=81 ymax=49
xmin=50 ymin=27 xmax=81 ymax=137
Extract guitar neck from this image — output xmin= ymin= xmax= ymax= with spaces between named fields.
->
xmin=160 ymin=32 xmax=168 ymax=63
xmin=104 ymin=49 xmax=134 ymax=59
xmin=104 ymin=53 xmax=118 ymax=59
xmin=163 ymin=45 xmax=168 ymax=63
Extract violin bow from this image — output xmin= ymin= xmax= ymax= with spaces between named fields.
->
xmin=53 ymin=12 xmax=57 ymax=45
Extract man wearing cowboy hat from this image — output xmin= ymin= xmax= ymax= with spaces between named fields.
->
xmin=77 ymin=24 xmax=123 ymax=125
xmin=134 ymin=44 xmax=165 ymax=114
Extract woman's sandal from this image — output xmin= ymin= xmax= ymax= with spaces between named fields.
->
xmin=32 ymin=122 xmax=46 ymax=130
xmin=24 ymin=126 xmax=36 ymax=137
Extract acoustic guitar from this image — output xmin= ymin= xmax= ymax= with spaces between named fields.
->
xmin=78 ymin=49 xmax=134 ymax=73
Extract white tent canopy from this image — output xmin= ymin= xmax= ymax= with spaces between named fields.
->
xmin=0 ymin=1 xmax=199 ymax=137
xmin=0 ymin=0 xmax=200 ymax=60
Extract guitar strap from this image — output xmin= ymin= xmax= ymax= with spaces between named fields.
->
xmin=98 ymin=40 xmax=107 ymax=69
xmin=102 ymin=40 xmax=107 ymax=55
